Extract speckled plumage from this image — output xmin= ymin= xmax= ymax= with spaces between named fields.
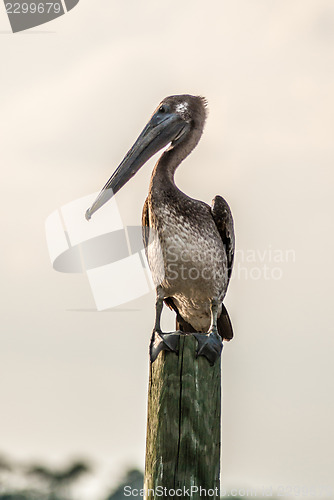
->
xmin=144 ymin=193 xmax=228 ymax=332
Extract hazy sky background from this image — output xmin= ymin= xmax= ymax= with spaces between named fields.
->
xmin=0 ymin=1 xmax=333 ymax=498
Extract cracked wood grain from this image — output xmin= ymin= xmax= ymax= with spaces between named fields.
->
xmin=144 ymin=335 xmax=221 ymax=499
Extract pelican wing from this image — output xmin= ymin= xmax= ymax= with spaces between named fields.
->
xmin=141 ymin=197 xmax=150 ymax=257
xmin=211 ymin=195 xmax=235 ymax=283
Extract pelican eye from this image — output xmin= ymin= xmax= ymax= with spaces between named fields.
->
xmin=159 ymin=105 xmax=166 ymax=113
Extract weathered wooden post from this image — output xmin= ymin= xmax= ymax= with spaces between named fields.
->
xmin=144 ymin=335 xmax=221 ymax=499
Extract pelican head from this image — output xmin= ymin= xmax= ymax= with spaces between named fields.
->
xmin=85 ymin=94 xmax=207 ymax=220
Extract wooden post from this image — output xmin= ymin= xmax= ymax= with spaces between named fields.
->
xmin=144 ymin=335 xmax=221 ymax=499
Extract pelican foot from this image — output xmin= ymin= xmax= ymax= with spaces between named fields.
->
xmin=194 ymin=332 xmax=223 ymax=366
xmin=150 ymin=330 xmax=181 ymax=363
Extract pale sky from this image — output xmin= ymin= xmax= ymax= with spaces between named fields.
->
xmin=0 ymin=1 xmax=333 ymax=498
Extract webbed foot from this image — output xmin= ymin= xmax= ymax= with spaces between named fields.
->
xmin=150 ymin=330 xmax=181 ymax=363
xmin=194 ymin=331 xmax=223 ymax=366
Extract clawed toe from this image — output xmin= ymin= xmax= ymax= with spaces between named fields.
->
xmin=150 ymin=330 xmax=180 ymax=363
xmin=194 ymin=332 xmax=223 ymax=366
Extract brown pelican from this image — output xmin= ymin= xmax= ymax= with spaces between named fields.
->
xmin=85 ymin=95 xmax=234 ymax=365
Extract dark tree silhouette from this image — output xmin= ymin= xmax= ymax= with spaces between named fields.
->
xmin=27 ymin=460 xmax=91 ymax=499
xmin=105 ymin=468 xmax=144 ymax=500
xmin=0 ymin=456 xmax=11 ymax=473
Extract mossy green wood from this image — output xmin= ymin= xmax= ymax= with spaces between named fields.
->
xmin=144 ymin=335 xmax=221 ymax=499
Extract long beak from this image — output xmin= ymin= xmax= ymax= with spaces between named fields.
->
xmin=85 ymin=113 xmax=186 ymax=220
